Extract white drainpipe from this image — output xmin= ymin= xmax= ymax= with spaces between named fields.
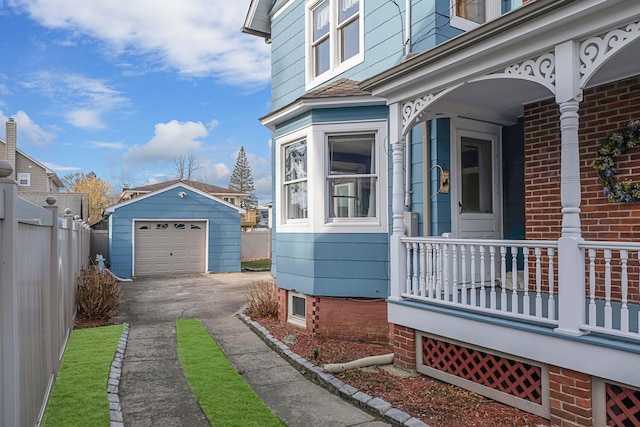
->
xmin=405 ymin=0 xmax=411 ymax=56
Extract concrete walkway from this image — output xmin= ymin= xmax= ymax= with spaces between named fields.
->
xmin=115 ymin=272 xmax=392 ymax=426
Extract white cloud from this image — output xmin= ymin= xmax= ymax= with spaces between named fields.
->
xmin=125 ymin=119 xmax=208 ymax=164
xmin=43 ymin=162 xmax=80 ymax=172
xmin=0 ymin=110 xmax=56 ymax=146
xmin=22 ymin=72 xmax=130 ymax=130
xmin=89 ymin=140 xmax=128 ymax=150
xmin=9 ymin=0 xmax=271 ymax=87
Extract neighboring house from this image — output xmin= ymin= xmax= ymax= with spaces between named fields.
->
xmin=0 ymin=118 xmax=90 ymax=221
xmin=0 ymin=118 xmax=64 ymax=193
xmin=120 ymin=179 xmax=247 ymax=206
xmin=244 ymin=0 xmax=640 ymax=425
xmin=104 ymin=181 xmax=245 ymax=277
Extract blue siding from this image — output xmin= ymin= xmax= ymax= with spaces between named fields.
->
xmin=430 ymin=118 xmax=452 ymax=236
xmin=275 ymin=233 xmax=389 ymax=298
xmin=409 ymin=124 xmax=426 ymax=236
xmin=108 ymin=186 xmax=241 ymax=277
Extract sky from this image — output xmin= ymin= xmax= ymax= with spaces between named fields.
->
xmin=0 ymin=0 xmax=274 ymax=204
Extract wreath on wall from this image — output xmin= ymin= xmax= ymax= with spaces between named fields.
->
xmin=593 ymin=120 xmax=640 ymax=203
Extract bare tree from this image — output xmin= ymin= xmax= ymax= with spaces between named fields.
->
xmin=174 ymin=151 xmax=203 ymax=180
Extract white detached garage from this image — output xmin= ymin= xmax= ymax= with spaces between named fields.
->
xmin=104 ymin=182 xmax=245 ymax=278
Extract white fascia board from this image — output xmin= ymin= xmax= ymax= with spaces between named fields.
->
xmin=104 ymin=183 xmax=245 ymax=214
xmin=260 ymin=95 xmax=387 ymax=131
xmin=242 ymin=0 xmax=273 ymax=39
xmin=366 ymin=0 xmax=638 ymax=102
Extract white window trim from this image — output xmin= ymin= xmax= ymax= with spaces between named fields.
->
xmin=287 ymin=291 xmax=307 ymax=328
xmin=17 ymin=172 xmax=31 ymax=187
xmin=305 ymin=0 xmax=365 ymax=91
xmin=275 ymin=120 xmax=388 ymax=234
xmin=449 ymin=0 xmax=502 ymax=31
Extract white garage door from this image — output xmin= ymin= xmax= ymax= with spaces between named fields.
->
xmin=134 ymin=221 xmax=206 ymax=276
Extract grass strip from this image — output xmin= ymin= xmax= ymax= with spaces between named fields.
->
xmin=42 ymin=324 xmax=124 ymax=427
xmin=241 ymin=259 xmax=271 ymax=270
xmin=176 ymin=318 xmax=284 ymax=427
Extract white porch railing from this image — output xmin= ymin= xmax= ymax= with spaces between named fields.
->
xmin=580 ymin=241 xmax=640 ymax=340
xmin=401 ymin=237 xmax=640 ymax=341
xmin=401 ymin=237 xmax=559 ymax=325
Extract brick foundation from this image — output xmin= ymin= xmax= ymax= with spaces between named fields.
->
xmin=391 ymin=324 xmax=416 ymax=369
xmin=549 ymin=367 xmax=593 ymax=427
xmin=274 ymin=284 xmax=389 ymax=343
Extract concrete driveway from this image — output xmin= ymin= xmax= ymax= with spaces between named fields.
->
xmin=114 ymin=272 xmax=389 ymax=427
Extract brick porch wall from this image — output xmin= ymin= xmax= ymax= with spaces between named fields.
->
xmin=524 ymin=75 xmax=640 ymax=301
xmin=549 ymin=367 xmax=593 ymax=427
xmin=391 ymin=324 xmax=416 ymax=370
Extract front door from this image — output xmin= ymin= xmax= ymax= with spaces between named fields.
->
xmin=452 ymin=119 xmax=502 ymax=240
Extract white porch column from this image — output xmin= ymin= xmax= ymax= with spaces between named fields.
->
xmin=390 ymin=102 xmax=406 ymax=301
xmin=555 ymin=41 xmax=586 ymax=336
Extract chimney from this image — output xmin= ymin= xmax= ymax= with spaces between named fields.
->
xmin=6 ymin=118 xmax=16 ymax=180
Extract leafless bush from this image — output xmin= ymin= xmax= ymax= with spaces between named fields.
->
xmin=246 ymin=279 xmax=279 ymax=318
xmin=77 ymin=266 xmax=122 ymax=320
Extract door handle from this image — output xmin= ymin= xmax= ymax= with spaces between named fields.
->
xmin=458 ymin=201 xmax=463 ymax=214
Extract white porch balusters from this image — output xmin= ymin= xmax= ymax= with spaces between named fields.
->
xmin=555 ymin=40 xmax=586 ymax=336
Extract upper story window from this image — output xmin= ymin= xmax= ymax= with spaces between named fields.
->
xmin=451 ymin=0 xmax=523 ymax=31
xmin=223 ymin=197 xmax=236 ymax=205
xmin=284 ymin=140 xmax=308 ymax=220
xmin=327 ymin=133 xmax=376 ymax=219
xmin=307 ymin=0 xmax=363 ymax=89
xmin=17 ymin=172 xmax=30 ymax=187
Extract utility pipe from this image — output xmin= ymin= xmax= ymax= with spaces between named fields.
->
xmin=322 ymin=353 xmax=395 ymax=373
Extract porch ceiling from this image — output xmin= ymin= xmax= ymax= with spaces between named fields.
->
xmin=427 ymin=79 xmax=553 ymax=126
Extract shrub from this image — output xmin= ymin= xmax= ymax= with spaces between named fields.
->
xmin=246 ymin=279 xmax=279 ymax=318
xmin=77 ymin=266 xmax=122 ymax=320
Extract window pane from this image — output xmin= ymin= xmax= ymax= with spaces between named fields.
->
xmin=328 ymin=177 xmax=376 ymax=218
xmin=340 ymin=17 xmax=359 ymax=62
xmin=461 ymin=137 xmax=493 ymax=213
xmin=286 ymin=182 xmax=308 ymax=219
xmin=456 ymin=0 xmax=485 ymax=24
xmin=314 ymin=38 xmax=330 ymax=76
xmin=339 ymin=0 xmax=359 ymax=23
xmin=313 ymin=0 xmax=330 ymax=41
xmin=329 ymin=134 xmax=374 ymax=175
xmin=291 ymin=295 xmax=306 ymax=317
xmin=285 ymin=141 xmax=307 ymax=182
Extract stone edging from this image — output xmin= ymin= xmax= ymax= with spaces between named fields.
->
xmin=237 ymin=313 xmax=429 ymax=427
xmin=108 ymin=323 xmax=130 ymax=427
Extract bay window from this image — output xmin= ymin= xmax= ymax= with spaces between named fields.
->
xmin=284 ymin=141 xmax=308 ymax=220
xmin=327 ymin=133 xmax=376 ymax=219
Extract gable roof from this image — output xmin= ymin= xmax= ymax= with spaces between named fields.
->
xmin=105 ymin=182 xmax=245 ymax=215
xmin=121 ymin=179 xmax=247 ymax=201
xmin=242 ymin=0 xmax=273 ymax=40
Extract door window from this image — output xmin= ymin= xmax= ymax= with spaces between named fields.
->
xmin=460 ymin=136 xmax=493 ymax=214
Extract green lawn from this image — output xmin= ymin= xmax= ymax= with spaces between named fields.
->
xmin=42 ymin=324 xmax=124 ymax=427
xmin=176 ymin=318 xmax=284 ymax=427
xmin=241 ymin=259 xmax=271 ymax=270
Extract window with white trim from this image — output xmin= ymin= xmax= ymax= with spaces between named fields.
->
xmin=327 ymin=133 xmax=376 ymax=219
xmin=288 ymin=291 xmax=307 ymax=327
xmin=17 ymin=172 xmax=31 ymax=186
xmin=283 ymin=140 xmax=308 ymax=220
xmin=307 ymin=0 xmax=362 ymax=86
xmin=450 ymin=0 xmax=523 ymax=31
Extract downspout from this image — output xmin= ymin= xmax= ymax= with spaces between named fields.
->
xmin=405 ymin=0 xmax=411 ymax=56
xmin=403 ymin=0 xmax=412 ymax=210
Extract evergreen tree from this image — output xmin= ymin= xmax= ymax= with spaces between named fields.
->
xmin=229 ymin=146 xmax=258 ymax=209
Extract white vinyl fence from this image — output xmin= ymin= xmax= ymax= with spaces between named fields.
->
xmin=241 ymin=229 xmax=271 ymax=261
xmin=0 ymin=168 xmax=90 ymax=427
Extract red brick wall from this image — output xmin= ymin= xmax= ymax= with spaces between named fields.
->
xmin=524 ymin=76 xmax=640 ymax=242
xmin=524 ymin=76 xmax=640 ymax=300
xmin=273 ymin=284 xmax=389 ymax=343
xmin=549 ymin=367 xmax=593 ymax=427
xmin=391 ymin=324 xmax=416 ymax=369
xmin=310 ymin=296 xmax=389 ymax=343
